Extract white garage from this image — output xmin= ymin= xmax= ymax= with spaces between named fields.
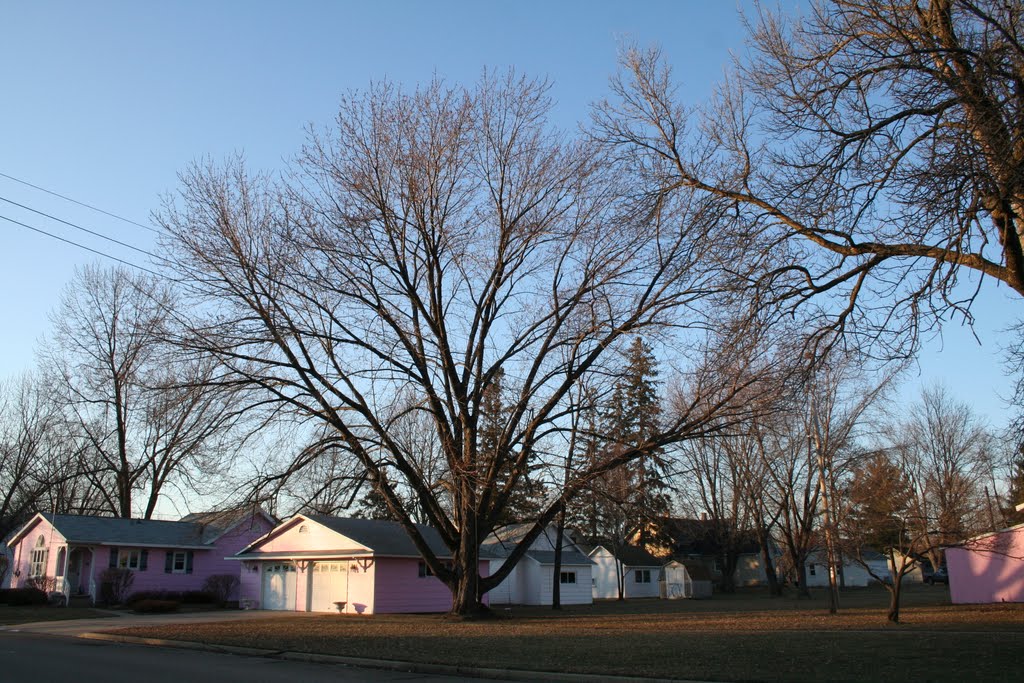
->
xmin=261 ymin=563 xmax=297 ymax=611
xmin=309 ymin=561 xmax=349 ymax=612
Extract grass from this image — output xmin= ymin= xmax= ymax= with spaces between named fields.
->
xmin=108 ymin=585 xmax=1022 ymax=682
xmin=0 ymin=605 xmax=114 ymax=625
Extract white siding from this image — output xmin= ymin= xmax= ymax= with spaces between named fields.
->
xmin=537 ymin=561 xmax=592 ymax=605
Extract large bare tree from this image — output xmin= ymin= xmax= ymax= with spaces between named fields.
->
xmin=158 ymin=74 xmax=767 ymax=615
xmin=596 ymin=0 xmax=1024 ymax=356
xmin=45 ymin=265 xmax=241 ymax=518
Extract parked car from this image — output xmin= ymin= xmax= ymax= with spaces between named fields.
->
xmin=923 ymin=566 xmax=949 ymax=585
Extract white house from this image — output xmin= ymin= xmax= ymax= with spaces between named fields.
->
xmin=801 ymin=549 xmax=892 ymax=587
xmin=482 ymin=523 xmax=593 ymax=606
xmin=588 ymin=544 xmax=663 ymax=599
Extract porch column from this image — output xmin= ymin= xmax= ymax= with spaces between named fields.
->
xmin=87 ymin=547 xmax=96 ymax=602
xmin=62 ymin=546 xmax=71 ymax=607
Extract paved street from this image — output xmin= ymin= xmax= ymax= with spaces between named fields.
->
xmin=0 ymin=631 xmax=521 ymax=683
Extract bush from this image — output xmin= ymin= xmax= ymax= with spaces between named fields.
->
xmin=25 ymin=575 xmax=59 ymax=593
xmin=124 ymin=589 xmax=215 ymax=606
xmin=202 ymin=574 xmax=240 ymax=605
xmin=5 ymin=587 xmax=47 ymax=606
xmin=98 ymin=568 xmax=135 ymax=606
xmin=131 ymin=599 xmax=180 ymax=614
xmin=181 ymin=590 xmax=216 ymax=604
xmin=0 ymin=588 xmax=13 ymax=605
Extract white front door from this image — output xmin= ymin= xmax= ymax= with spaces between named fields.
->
xmin=309 ymin=561 xmax=348 ymax=612
xmin=261 ymin=563 xmax=297 ymax=611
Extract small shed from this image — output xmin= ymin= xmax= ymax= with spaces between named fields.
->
xmin=947 ymin=523 xmax=1024 ymax=604
xmin=661 ymin=559 xmax=712 ymax=599
xmin=589 ymin=544 xmax=663 ymax=599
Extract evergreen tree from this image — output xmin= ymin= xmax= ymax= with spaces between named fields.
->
xmin=479 ymin=369 xmax=545 ymax=526
xmin=583 ymin=338 xmax=670 ymax=546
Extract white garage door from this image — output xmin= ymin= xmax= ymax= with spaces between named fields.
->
xmin=310 ymin=561 xmax=349 ymax=612
xmin=261 ymin=563 xmax=297 ymax=611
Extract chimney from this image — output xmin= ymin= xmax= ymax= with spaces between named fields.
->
xmin=700 ymin=512 xmax=708 ymax=522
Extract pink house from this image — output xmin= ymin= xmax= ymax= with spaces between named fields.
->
xmin=234 ymin=514 xmax=489 ymax=614
xmin=947 ymin=522 xmax=1024 ymax=604
xmin=6 ymin=508 xmax=275 ymax=605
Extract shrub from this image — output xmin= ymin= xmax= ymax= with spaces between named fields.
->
xmin=181 ymin=590 xmax=216 ymax=604
xmin=202 ymin=574 xmax=240 ymax=605
xmin=98 ymin=568 xmax=135 ymax=606
xmin=131 ymin=599 xmax=180 ymax=614
xmin=0 ymin=588 xmax=13 ymax=604
xmin=25 ymin=575 xmax=59 ymax=593
xmin=5 ymin=587 xmax=47 ymax=606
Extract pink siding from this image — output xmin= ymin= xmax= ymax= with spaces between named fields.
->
xmin=373 ymin=559 xmax=491 ymax=614
xmin=202 ymin=515 xmax=276 ymax=599
xmin=7 ymin=517 xmax=68 ymax=588
xmin=948 ymin=525 xmax=1024 ymax=604
xmin=6 ymin=513 xmax=271 ymax=601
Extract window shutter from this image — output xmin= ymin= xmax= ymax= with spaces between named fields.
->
xmin=185 ymin=551 xmax=194 ymax=574
xmin=109 ymin=547 xmax=118 ymax=568
xmin=140 ymin=549 xmax=148 ymax=571
xmin=164 ymin=551 xmax=173 ymax=574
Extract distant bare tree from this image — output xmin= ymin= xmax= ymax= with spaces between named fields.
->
xmin=44 ymin=265 xmax=241 ymax=518
xmin=158 ymin=74 xmax=769 ymax=615
xmin=596 ymin=0 xmax=1024 ymax=356
xmin=900 ymin=385 xmax=993 ymax=569
xmin=0 ymin=374 xmax=83 ymax=543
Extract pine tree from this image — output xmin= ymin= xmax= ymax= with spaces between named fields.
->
xmin=480 ymin=369 xmax=545 ymax=526
xmin=584 ymin=338 xmax=670 ymax=547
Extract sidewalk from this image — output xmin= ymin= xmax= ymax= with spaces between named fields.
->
xmin=0 ymin=608 xmax=308 ymax=637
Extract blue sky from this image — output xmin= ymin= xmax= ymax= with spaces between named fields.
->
xmin=0 ymin=0 xmax=1014 ymax=430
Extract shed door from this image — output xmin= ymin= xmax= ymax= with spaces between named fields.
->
xmin=309 ymin=561 xmax=348 ymax=612
xmin=261 ymin=563 xmax=296 ymax=611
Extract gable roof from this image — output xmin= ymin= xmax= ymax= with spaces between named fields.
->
xmin=308 ymin=515 xmax=453 ymax=558
xmin=525 ymin=549 xmax=594 ymax=566
xmin=481 ymin=522 xmax=585 ymax=560
xmin=12 ymin=513 xmax=208 ymax=549
xmin=644 ymin=517 xmax=762 ymax=556
xmin=179 ymin=507 xmax=277 ymax=544
xmin=236 ymin=514 xmax=469 ymax=560
xmin=590 ymin=543 xmax=662 ymax=568
xmin=8 ymin=508 xmax=273 ymax=550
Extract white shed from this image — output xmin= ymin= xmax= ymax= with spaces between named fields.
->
xmin=661 ymin=559 xmax=712 ymax=599
xmin=589 ymin=544 xmax=663 ymax=599
xmin=483 ymin=524 xmax=594 ymax=606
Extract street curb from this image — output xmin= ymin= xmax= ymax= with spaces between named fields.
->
xmin=78 ymin=632 xmax=704 ymax=683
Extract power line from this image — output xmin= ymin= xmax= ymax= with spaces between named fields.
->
xmin=0 ymin=213 xmax=163 ymax=277
xmin=0 ymin=170 xmax=160 ymax=234
xmin=0 ymin=195 xmax=157 ymax=259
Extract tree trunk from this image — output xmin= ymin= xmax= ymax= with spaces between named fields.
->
xmin=794 ymin=556 xmax=810 ymax=598
xmin=887 ymin=577 xmax=902 ymax=624
xmin=757 ymin=527 xmax=782 ymax=597
xmin=552 ymin=504 xmax=565 ymax=610
xmin=448 ymin=507 xmax=489 ymax=618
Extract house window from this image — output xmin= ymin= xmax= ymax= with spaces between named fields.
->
xmin=809 ymin=564 xmax=817 ymax=576
xmin=30 ymin=535 xmax=47 ymax=578
xmin=172 ymin=551 xmax=187 ymax=573
xmin=635 ymin=569 xmax=651 ymax=584
xmin=713 ymin=558 xmax=722 ymax=573
xmin=118 ymin=549 xmax=141 ymax=570
xmin=559 ymin=571 xmax=576 ymax=585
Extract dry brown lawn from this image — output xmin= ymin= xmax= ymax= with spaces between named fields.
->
xmin=110 ymin=586 xmax=1023 ymax=682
